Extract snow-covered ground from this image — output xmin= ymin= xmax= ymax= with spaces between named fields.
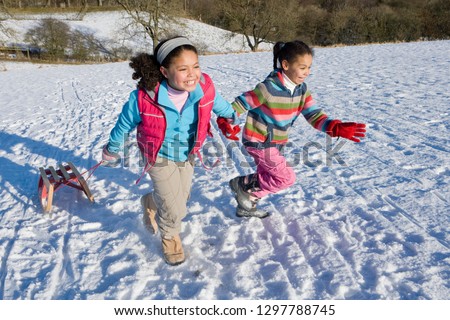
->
xmin=0 ymin=10 xmax=449 ymax=300
xmin=0 ymin=39 xmax=448 ymax=300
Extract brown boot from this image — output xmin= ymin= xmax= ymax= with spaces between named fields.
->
xmin=140 ymin=193 xmax=158 ymax=234
xmin=161 ymin=235 xmax=185 ymax=266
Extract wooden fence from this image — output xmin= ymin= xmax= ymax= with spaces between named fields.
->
xmin=0 ymin=46 xmax=41 ymax=59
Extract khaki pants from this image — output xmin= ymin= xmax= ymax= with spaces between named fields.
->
xmin=146 ymin=157 xmax=194 ymax=238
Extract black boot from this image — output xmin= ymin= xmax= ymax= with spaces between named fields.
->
xmin=236 ymin=205 xmax=269 ymax=218
xmin=229 ymin=175 xmax=269 ymax=218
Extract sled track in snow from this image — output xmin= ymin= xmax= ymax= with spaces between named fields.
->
xmin=376 ymin=189 xmax=450 ymax=250
xmin=1 ymin=40 xmax=449 ymax=300
xmin=208 ymin=122 xmax=370 ymax=298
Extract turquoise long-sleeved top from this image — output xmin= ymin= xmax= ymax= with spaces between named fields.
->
xmin=108 ymin=79 xmax=236 ymax=162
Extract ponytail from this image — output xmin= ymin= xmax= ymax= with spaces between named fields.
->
xmin=129 ymin=53 xmax=162 ymax=91
xmin=273 ymin=40 xmax=314 ymax=70
xmin=273 ymin=42 xmax=286 ymax=69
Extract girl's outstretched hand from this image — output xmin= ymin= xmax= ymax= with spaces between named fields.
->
xmin=328 ymin=120 xmax=366 ymax=143
xmin=217 ymin=117 xmax=241 ymax=141
xmin=102 ymin=145 xmax=121 ymax=167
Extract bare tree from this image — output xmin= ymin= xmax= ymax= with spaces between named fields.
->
xmin=74 ymin=0 xmax=89 ymax=20
xmin=222 ymin=0 xmax=285 ymax=51
xmin=25 ymin=18 xmax=71 ymax=60
xmin=116 ymin=0 xmax=182 ymax=51
xmin=1 ymin=0 xmax=12 ymax=14
xmin=0 ymin=0 xmax=14 ymax=39
xmin=0 ymin=21 xmax=11 ymax=40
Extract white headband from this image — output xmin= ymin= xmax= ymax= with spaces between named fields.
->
xmin=156 ymin=37 xmax=194 ymax=64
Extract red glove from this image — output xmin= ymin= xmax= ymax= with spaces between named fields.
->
xmin=328 ymin=120 xmax=366 ymax=142
xmin=217 ymin=117 xmax=240 ymax=141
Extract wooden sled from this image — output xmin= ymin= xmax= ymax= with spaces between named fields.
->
xmin=38 ymin=162 xmax=94 ymax=212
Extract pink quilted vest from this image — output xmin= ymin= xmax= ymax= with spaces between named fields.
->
xmin=137 ymin=73 xmax=215 ymax=165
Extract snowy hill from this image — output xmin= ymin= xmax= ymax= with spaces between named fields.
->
xmin=0 ymin=10 xmax=271 ymax=54
xmin=0 ymin=11 xmax=449 ymax=301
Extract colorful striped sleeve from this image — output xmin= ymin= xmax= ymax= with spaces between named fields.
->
xmin=301 ymin=90 xmax=334 ymax=132
xmin=231 ymin=83 xmax=268 ymax=116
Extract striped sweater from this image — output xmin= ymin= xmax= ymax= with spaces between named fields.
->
xmin=232 ymin=70 xmax=334 ymax=149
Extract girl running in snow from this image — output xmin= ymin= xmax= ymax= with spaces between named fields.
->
xmin=102 ymin=36 xmax=239 ymax=266
xmin=229 ymin=40 xmax=366 ymax=218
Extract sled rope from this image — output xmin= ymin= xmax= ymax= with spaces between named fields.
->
xmin=58 ymin=161 xmax=103 ymax=189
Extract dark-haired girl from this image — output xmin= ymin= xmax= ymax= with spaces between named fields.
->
xmin=102 ymin=37 xmax=239 ymax=265
xmin=229 ymin=40 xmax=366 ymax=218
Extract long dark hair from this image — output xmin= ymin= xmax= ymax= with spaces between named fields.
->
xmin=273 ymin=40 xmax=314 ymax=70
xmin=129 ymin=36 xmax=198 ymax=91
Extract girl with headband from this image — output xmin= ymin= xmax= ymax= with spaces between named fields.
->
xmin=102 ymin=36 xmax=240 ymax=266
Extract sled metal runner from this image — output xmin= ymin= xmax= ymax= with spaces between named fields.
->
xmin=38 ymin=162 xmax=94 ymax=212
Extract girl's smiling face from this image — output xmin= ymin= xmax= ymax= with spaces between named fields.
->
xmin=281 ymin=54 xmax=313 ymax=85
xmin=160 ymin=50 xmax=201 ymax=92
